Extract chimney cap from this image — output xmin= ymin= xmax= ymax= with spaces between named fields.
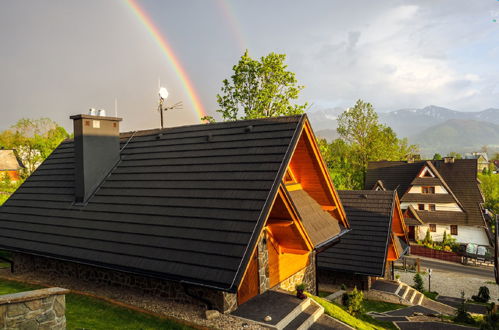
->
xmin=70 ymin=114 xmax=122 ymax=122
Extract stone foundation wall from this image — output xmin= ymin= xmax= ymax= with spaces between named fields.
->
xmin=13 ymin=253 xmax=237 ymax=313
xmin=318 ymin=269 xmax=372 ymax=291
xmin=276 ymin=252 xmax=316 ymax=294
xmin=0 ymin=287 xmax=68 ymax=329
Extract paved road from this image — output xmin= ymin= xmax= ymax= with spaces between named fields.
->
xmin=399 ymin=256 xmax=494 ymax=279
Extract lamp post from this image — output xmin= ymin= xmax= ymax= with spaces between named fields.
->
xmin=428 ymin=268 xmax=432 ymax=293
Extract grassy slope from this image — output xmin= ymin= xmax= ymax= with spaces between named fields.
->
xmin=362 ymin=300 xmax=405 ymax=313
xmin=308 ymin=294 xmax=397 ymax=330
xmin=0 ymin=278 xmax=193 ymax=330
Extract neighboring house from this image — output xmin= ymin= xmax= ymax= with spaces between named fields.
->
xmin=0 ymin=149 xmax=23 ymax=182
xmin=465 ymin=152 xmax=489 ymax=173
xmin=366 ymin=158 xmax=490 ymax=246
xmin=317 ymin=190 xmax=409 ymax=290
xmin=0 ymin=113 xmax=349 ymax=313
xmin=493 ymin=160 xmax=499 ymax=174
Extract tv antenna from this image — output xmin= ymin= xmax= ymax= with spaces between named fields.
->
xmin=158 ymin=87 xmax=183 ymax=129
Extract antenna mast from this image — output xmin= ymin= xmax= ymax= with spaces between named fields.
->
xmin=158 ymin=86 xmax=182 ymax=129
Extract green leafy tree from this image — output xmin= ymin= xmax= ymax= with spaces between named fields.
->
xmin=334 ymin=99 xmax=418 ymax=188
xmin=423 ymin=228 xmax=433 ymax=245
xmin=479 ymin=173 xmax=499 ymax=217
xmin=447 ymin=151 xmax=463 ymax=159
xmin=0 ymin=118 xmax=69 ymax=176
xmin=215 ymin=51 xmax=307 ymax=121
xmin=433 ymin=153 xmax=443 ymax=160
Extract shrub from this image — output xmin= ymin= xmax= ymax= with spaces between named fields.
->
xmin=395 ymin=274 xmax=400 ymax=280
xmin=340 ymin=284 xmax=347 ymax=290
xmin=423 ymin=229 xmax=433 ymax=245
xmin=454 ymin=291 xmax=475 ymax=325
xmin=341 ymin=287 xmax=364 ymax=315
xmin=480 ymin=303 xmax=499 ymax=330
xmin=472 ymin=286 xmax=491 ymax=303
xmin=413 ymin=273 xmax=424 ymax=292
xmin=295 ymin=283 xmax=306 ymax=291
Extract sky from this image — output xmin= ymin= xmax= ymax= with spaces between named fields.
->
xmin=0 ymin=0 xmax=498 ymax=132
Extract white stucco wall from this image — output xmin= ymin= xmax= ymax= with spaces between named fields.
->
xmin=401 ymin=202 xmax=461 ymax=212
xmin=416 ymin=224 xmax=489 ymax=246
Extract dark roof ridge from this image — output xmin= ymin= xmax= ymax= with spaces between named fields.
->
xmin=120 ymin=114 xmax=307 ymax=139
xmin=425 ymin=161 xmax=465 ymax=211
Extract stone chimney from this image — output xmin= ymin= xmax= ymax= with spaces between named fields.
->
xmin=70 ymin=113 xmax=122 ymax=204
xmin=443 ymin=156 xmax=455 ymax=164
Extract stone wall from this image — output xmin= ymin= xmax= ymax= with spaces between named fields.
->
xmin=257 ymin=234 xmax=270 ymax=294
xmin=0 ymin=287 xmax=68 ymax=329
xmin=13 ymin=253 xmax=237 ymax=313
xmin=276 ymin=252 xmax=316 ymax=294
xmin=318 ymin=269 xmax=372 ymax=291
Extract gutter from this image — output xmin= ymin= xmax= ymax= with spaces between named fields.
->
xmin=315 ymin=228 xmax=352 ymax=253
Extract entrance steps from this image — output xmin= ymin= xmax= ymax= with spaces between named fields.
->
xmin=371 ymin=280 xmax=455 ymax=315
xmin=232 ymin=290 xmax=351 ymax=329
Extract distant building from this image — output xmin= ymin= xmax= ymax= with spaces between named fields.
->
xmin=366 ymin=157 xmax=490 ymax=246
xmin=0 ymin=149 xmax=23 ymax=182
xmin=465 ymin=152 xmax=489 ymax=173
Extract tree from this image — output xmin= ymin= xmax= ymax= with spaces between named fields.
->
xmin=215 ymin=51 xmax=307 ymax=121
xmin=334 ymin=99 xmax=418 ymax=187
xmin=0 ymin=118 xmax=69 ymax=176
xmin=433 ymin=153 xmax=442 ymax=160
xmin=413 ymin=273 xmax=424 ymax=292
xmin=447 ymin=151 xmax=462 ymax=159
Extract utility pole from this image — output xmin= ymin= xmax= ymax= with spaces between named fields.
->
xmin=495 ymin=215 xmax=498 ymax=284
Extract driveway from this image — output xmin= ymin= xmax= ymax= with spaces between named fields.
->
xmin=395 ymin=256 xmax=498 ymax=301
xmin=401 ymin=255 xmax=494 ymax=278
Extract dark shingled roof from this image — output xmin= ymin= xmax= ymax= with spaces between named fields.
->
xmin=287 ymin=189 xmax=341 ymax=248
xmin=318 ymin=190 xmax=396 ymax=277
xmin=0 ymin=115 xmax=307 ymax=292
xmin=366 ymin=160 xmax=485 ymax=226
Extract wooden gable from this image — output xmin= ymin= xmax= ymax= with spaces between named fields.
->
xmin=285 ymin=119 xmax=348 ymax=228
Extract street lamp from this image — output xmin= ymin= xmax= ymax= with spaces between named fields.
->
xmin=428 ymin=268 xmax=432 ymax=292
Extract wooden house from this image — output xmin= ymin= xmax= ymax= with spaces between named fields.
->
xmin=317 ymin=190 xmax=408 ymax=290
xmin=0 ymin=149 xmax=23 ymax=182
xmin=0 ymin=113 xmax=348 ymax=312
xmin=366 ymin=158 xmax=490 ymax=246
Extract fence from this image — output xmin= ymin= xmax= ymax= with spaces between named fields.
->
xmin=409 ymin=245 xmax=463 ymax=263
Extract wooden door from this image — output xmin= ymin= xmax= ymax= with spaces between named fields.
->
xmin=237 ymin=250 xmax=259 ymax=305
xmin=408 ymin=226 xmax=415 ymax=240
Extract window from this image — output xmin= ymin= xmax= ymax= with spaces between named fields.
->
xmin=429 ymin=224 xmax=436 ymax=232
xmin=418 ymin=204 xmax=425 ymax=211
xmin=450 ymin=225 xmax=458 ymax=235
xmin=422 ymin=186 xmax=435 ymax=194
xmin=429 ymin=204 xmax=436 ymax=211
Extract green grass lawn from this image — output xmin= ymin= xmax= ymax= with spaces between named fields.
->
xmin=362 ymin=299 xmax=405 ymax=313
xmin=308 ymin=294 xmax=398 ymax=330
xmin=0 ymin=278 xmax=193 ymax=330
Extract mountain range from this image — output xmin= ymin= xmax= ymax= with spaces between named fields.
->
xmin=309 ymin=105 xmax=499 ymax=157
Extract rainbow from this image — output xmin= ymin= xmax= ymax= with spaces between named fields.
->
xmin=124 ymin=0 xmax=207 ymax=120
xmin=215 ymin=0 xmax=247 ymax=52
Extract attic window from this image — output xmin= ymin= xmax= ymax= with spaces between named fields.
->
xmin=418 ymin=204 xmax=425 ymax=211
xmin=422 ymin=186 xmax=435 ymax=194
xmin=420 ymin=167 xmax=435 ymax=178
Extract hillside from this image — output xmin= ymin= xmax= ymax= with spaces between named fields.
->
xmin=411 ymin=119 xmax=499 ymax=155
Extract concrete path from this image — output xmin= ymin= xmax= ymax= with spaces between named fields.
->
xmin=394 ymin=321 xmax=476 ymax=329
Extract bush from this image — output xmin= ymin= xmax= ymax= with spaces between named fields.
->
xmin=413 ymin=273 xmax=424 ymax=292
xmin=295 ymin=283 xmax=306 ymax=291
xmin=340 ymin=284 xmax=347 ymax=290
xmin=341 ymin=287 xmax=364 ymax=315
xmin=473 ymin=286 xmax=491 ymax=303
xmin=423 ymin=229 xmax=433 ymax=245
xmin=455 ymin=291 xmax=476 ymax=325
xmin=480 ymin=303 xmax=499 ymax=330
